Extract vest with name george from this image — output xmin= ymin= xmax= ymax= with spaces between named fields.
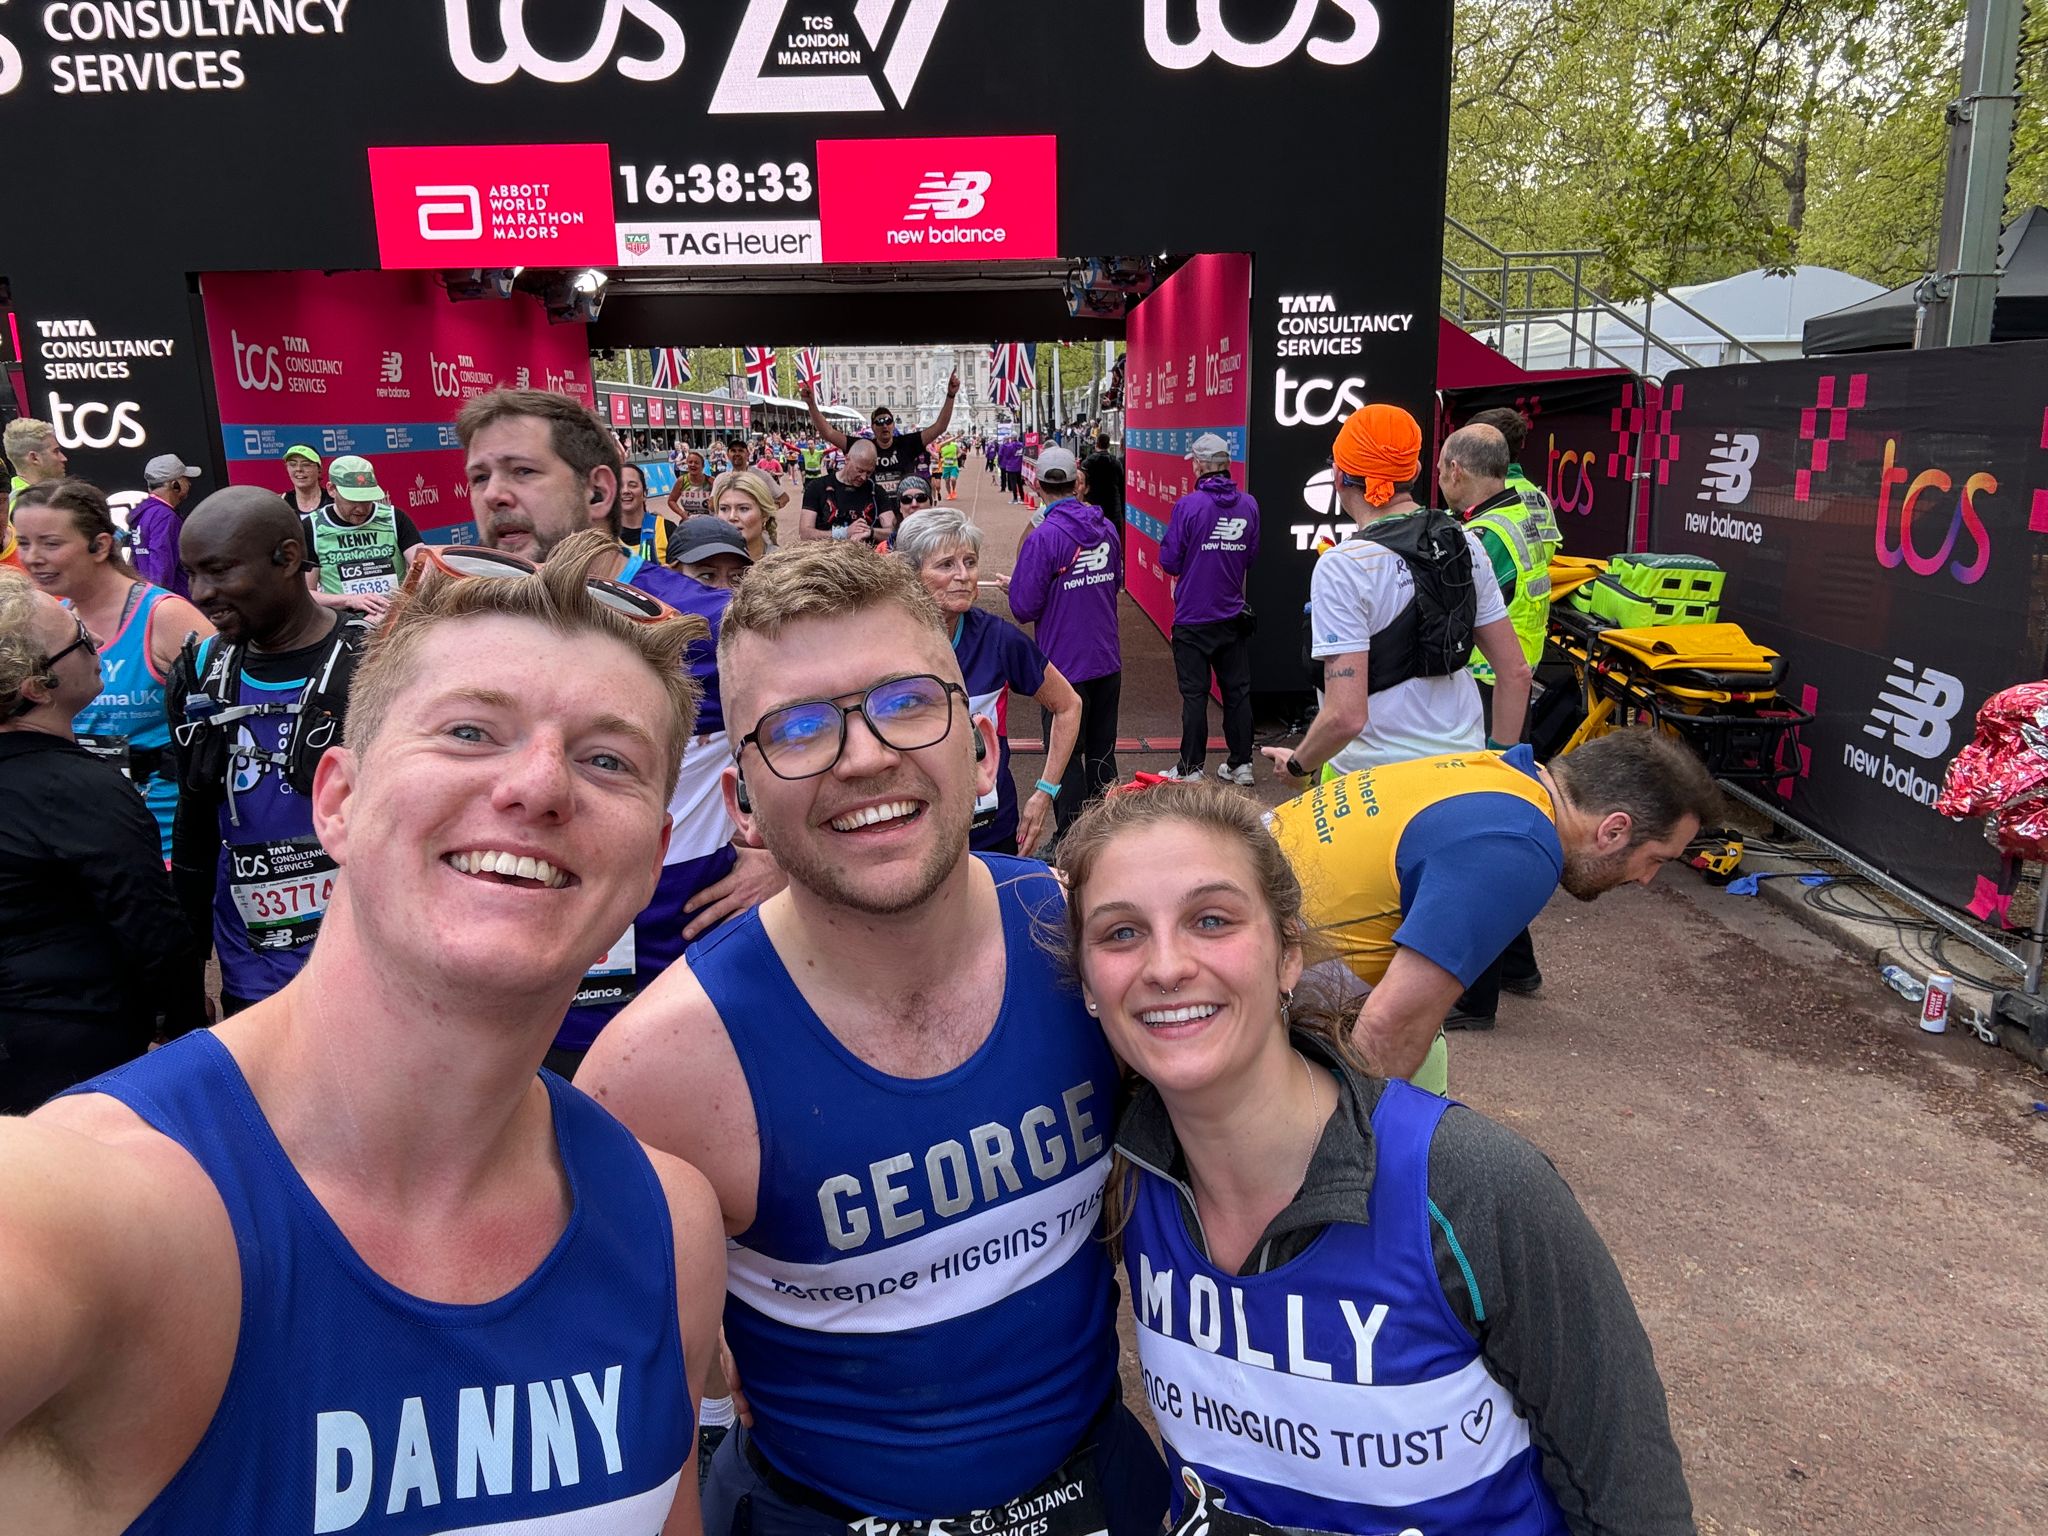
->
xmin=62 ymin=1031 xmax=693 ymax=1534
xmin=71 ymin=583 xmax=177 ymax=859
xmin=309 ymin=504 xmax=405 ymax=596
xmin=692 ymin=854 xmax=1120 ymax=1517
xmin=1124 ymin=1080 xmax=1566 ymax=1536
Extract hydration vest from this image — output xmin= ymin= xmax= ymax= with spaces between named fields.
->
xmin=1357 ymin=509 xmax=1479 ymax=694
xmin=170 ymin=620 xmax=366 ymax=810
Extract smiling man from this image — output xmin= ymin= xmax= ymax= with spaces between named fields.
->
xmin=579 ymin=544 xmax=1169 ymax=1536
xmin=459 ymin=388 xmax=782 ymax=1078
xmin=0 ymin=529 xmax=724 ymax=1532
xmin=166 ymin=486 xmax=362 ymax=1013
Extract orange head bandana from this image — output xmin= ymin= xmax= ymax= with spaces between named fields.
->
xmin=1331 ymin=404 xmax=1423 ymax=507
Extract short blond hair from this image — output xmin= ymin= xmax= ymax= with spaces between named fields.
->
xmin=346 ymin=530 xmax=706 ymax=792
xmin=0 ymin=568 xmax=55 ymax=716
xmin=718 ymin=541 xmax=945 ymax=673
xmin=3 ymin=418 xmax=56 ymax=464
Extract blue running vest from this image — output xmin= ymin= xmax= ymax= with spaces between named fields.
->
xmin=558 ymin=556 xmax=736 ymax=1050
xmin=1123 ymin=1081 xmax=1566 ymax=1536
xmin=692 ymin=855 xmax=1120 ymax=1516
xmin=60 ymin=1031 xmax=693 ymax=1534
xmin=71 ymin=583 xmax=177 ymax=859
xmin=208 ymin=642 xmax=336 ymax=1003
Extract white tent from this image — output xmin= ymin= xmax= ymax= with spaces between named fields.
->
xmin=1474 ymin=265 xmax=1885 ymax=377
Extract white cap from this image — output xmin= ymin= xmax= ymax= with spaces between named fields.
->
xmin=1187 ymin=432 xmax=1231 ymax=462
xmin=144 ymin=454 xmax=202 ymax=487
xmin=1036 ymin=446 xmax=1078 ymax=484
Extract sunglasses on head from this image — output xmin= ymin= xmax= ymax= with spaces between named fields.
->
xmin=872 ymin=415 xmax=895 ymax=427
xmin=404 ymin=543 xmax=675 ymax=624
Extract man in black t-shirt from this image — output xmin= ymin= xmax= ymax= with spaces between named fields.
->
xmin=800 ymin=373 xmax=961 ymax=504
xmin=1081 ymin=433 xmax=1127 ymax=539
xmin=799 ymin=439 xmax=892 ymax=544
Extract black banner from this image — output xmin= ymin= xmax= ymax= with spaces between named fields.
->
xmin=0 ymin=0 xmax=1451 ymax=692
xmin=1444 ymin=373 xmax=1647 ymax=558
xmin=1651 ymin=340 xmax=2048 ymax=911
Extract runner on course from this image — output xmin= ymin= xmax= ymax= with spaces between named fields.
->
xmin=711 ymin=469 xmax=778 ymax=564
xmin=166 ymin=488 xmax=365 ymax=1014
xmin=579 ymin=544 xmax=1171 ymax=1536
xmin=1056 ymin=781 xmax=1698 ymax=1536
xmin=668 ymin=516 xmax=754 ymax=591
xmin=462 ymin=388 xmax=783 ymax=1076
xmin=938 ymin=436 xmax=963 ymax=499
xmin=800 ymin=439 xmax=891 ymax=544
xmin=279 ymin=443 xmax=333 ymax=522
xmin=300 ymin=454 xmax=425 ymax=617
xmin=616 ymin=461 xmax=651 ymax=549
xmin=14 ymin=479 xmax=213 ymax=860
xmin=0 ymin=531 xmax=725 ymax=1531
xmin=800 ymin=374 xmax=961 ymax=505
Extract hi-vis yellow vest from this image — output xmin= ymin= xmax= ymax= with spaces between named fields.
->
xmin=1268 ymin=750 xmax=1555 ymax=986
xmin=1470 ymin=482 xmax=1561 ymax=677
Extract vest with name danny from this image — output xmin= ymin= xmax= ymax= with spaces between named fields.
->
xmin=62 ymin=1031 xmax=693 ymax=1534
xmin=691 ymin=855 xmax=1120 ymax=1517
xmin=1124 ymin=1080 xmax=1565 ymax=1536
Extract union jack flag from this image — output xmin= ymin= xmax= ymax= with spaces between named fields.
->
xmin=648 ymin=347 xmax=691 ymax=388
xmin=744 ymin=346 xmax=778 ymax=393
xmin=988 ymin=343 xmax=1034 ymax=409
xmin=796 ymin=347 xmax=825 ymax=394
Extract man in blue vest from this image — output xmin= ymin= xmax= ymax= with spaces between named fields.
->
xmin=0 ymin=531 xmax=725 ymax=1531
xmin=581 ymin=544 xmax=1170 ymax=1536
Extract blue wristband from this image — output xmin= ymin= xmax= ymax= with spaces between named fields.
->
xmin=1034 ymin=778 xmax=1061 ymax=798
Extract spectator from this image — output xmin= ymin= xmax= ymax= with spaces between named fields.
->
xmin=997 ymin=435 xmax=1026 ymax=502
xmin=0 ymin=569 xmax=203 ymax=1110
xmin=1158 ymin=433 xmax=1258 ymax=786
xmin=1010 ymin=448 xmax=1122 ymax=833
xmin=126 ymin=454 xmax=205 ymax=600
xmin=1081 ymin=433 xmax=1126 ymax=537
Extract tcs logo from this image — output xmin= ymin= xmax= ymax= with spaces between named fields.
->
xmin=231 ymin=330 xmax=284 ymax=393
xmin=1876 ymin=437 xmax=1991 ymax=585
xmin=47 ymin=391 xmax=147 ymax=450
xmin=1144 ymin=0 xmax=1379 ymax=70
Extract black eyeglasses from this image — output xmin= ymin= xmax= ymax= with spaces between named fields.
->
xmin=738 ymin=673 xmax=967 ymax=780
xmin=46 ymin=619 xmax=97 ymax=668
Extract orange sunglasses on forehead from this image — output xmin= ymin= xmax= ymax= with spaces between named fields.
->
xmin=404 ymin=544 xmax=678 ymax=624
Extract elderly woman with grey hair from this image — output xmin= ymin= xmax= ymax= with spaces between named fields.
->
xmin=895 ymin=507 xmax=1081 ymax=857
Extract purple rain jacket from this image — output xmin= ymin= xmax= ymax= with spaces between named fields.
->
xmin=1008 ymin=496 xmax=1123 ymax=683
xmin=1158 ymin=473 xmax=1260 ymax=628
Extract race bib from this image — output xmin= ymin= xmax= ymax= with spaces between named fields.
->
xmin=228 ymin=836 xmax=337 ymax=949
xmin=338 ymin=569 xmax=398 ymax=596
xmin=845 ymin=1447 xmax=1107 ymax=1536
xmin=572 ymin=925 xmax=638 ymax=1009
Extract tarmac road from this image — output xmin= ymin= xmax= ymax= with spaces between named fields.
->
xmin=954 ymin=460 xmax=2048 ymax=1535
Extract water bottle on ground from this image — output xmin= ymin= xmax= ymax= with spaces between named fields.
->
xmin=1879 ymin=964 xmax=1925 ymax=1003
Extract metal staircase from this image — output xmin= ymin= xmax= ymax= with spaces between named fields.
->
xmin=1442 ymin=217 xmax=1770 ymax=377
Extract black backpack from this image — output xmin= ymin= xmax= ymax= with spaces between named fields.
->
xmin=1302 ymin=510 xmax=1479 ymax=692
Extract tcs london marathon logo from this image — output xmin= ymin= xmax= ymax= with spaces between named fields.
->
xmin=440 ymin=0 xmax=957 ymax=112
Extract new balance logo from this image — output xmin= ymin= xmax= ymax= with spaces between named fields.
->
xmin=906 ymin=171 xmax=992 ymax=221
xmin=1211 ymin=517 xmax=1248 ymax=541
xmin=1070 ymin=542 xmax=1112 ymax=575
xmin=713 ymin=0 xmax=952 ymax=113
xmin=1864 ymin=659 xmax=1965 ymax=761
xmin=379 ymin=352 xmax=405 ymax=385
xmin=1698 ymin=432 xmax=1759 ymax=505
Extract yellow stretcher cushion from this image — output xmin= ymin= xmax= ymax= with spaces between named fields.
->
xmin=1591 ymin=623 xmax=1780 ymax=673
xmin=1547 ymin=555 xmax=1607 ymax=602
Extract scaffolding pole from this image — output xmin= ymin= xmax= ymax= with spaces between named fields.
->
xmin=1919 ymin=0 xmax=2027 ymax=347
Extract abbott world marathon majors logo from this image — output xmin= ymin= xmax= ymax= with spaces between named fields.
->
xmin=1847 ymin=658 xmax=1966 ymax=807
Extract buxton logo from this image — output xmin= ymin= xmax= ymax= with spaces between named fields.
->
xmin=442 ymin=0 xmax=685 ymax=86
xmin=905 ymin=171 xmax=991 ymax=222
xmin=713 ymin=0 xmax=953 ymax=114
xmin=1143 ymin=0 xmax=1380 ymax=71
xmin=1863 ymin=658 xmax=1966 ymax=762
xmin=1697 ymin=432 xmax=1758 ymax=505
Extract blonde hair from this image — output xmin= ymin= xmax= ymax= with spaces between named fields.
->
xmin=0 ymin=568 xmax=57 ymax=717
xmin=346 ymin=529 xmax=706 ymax=793
xmin=1053 ymin=780 xmax=1368 ymax=1250
xmin=709 ymin=467 xmax=780 ymax=549
xmin=3 ymin=418 xmax=56 ymax=464
xmin=718 ymin=540 xmax=945 ymax=671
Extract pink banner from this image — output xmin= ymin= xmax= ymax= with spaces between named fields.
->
xmin=1122 ymin=253 xmax=1253 ymax=635
xmin=202 ymin=270 xmax=592 ymax=538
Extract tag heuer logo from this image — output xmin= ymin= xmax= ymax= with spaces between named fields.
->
xmin=624 ymin=231 xmax=652 ymax=256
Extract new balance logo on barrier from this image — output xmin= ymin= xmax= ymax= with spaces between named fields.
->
xmin=1143 ymin=0 xmax=1381 ymax=70
xmin=713 ymin=0 xmax=953 ymax=113
xmin=1697 ymin=432 xmax=1759 ymax=505
xmin=906 ymin=171 xmax=991 ymax=221
xmin=443 ymin=0 xmax=685 ymax=86
xmin=1864 ymin=659 xmax=1965 ymax=761
xmin=1071 ymin=542 xmax=1112 ymax=575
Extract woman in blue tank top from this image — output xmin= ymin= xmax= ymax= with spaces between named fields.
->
xmin=14 ymin=479 xmax=212 ymax=859
xmin=1055 ymin=783 xmax=1697 ymax=1536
